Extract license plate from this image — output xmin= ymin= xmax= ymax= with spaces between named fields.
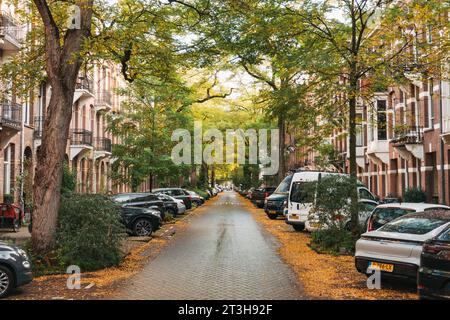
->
xmin=369 ymin=261 xmax=394 ymax=272
xmin=310 ymin=222 xmax=322 ymax=228
xmin=290 ymin=214 xmax=299 ymax=220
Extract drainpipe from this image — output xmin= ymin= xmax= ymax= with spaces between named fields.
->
xmin=439 ymin=79 xmax=445 ymax=204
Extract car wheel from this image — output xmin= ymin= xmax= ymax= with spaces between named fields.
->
xmin=293 ymin=224 xmax=305 ymax=232
xmin=167 ymin=207 xmax=177 ymax=217
xmin=267 ymin=213 xmax=278 ymax=220
xmin=133 ymin=218 xmax=153 ymax=237
xmin=0 ymin=265 xmax=14 ymax=299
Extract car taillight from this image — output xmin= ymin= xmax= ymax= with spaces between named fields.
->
xmin=265 ymin=192 xmax=268 ymax=199
xmin=367 ymin=217 xmax=374 ymax=232
xmin=423 ymin=243 xmax=442 ymax=255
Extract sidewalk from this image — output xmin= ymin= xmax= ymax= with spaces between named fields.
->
xmin=0 ymin=226 xmax=31 ymax=245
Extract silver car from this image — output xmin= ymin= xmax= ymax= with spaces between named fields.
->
xmin=355 ymin=210 xmax=450 ymax=280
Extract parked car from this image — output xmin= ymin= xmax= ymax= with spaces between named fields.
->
xmin=285 ymin=171 xmax=377 ymax=231
xmin=265 ymin=175 xmax=293 ymax=219
xmin=355 ymin=210 xmax=450 ymax=280
xmin=0 ymin=242 xmax=32 ymax=298
xmin=366 ymin=203 xmax=450 ymax=232
xmin=418 ymin=225 xmax=450 ymax=299
xmin=112 ymin=193 xmax=166 ymax=218
xmin=121 ymin=206 xmax=162 ymax=237
xmin=0 ymin=203 xmax=23 ymax=232
xmin=187 ymin=191 xmax=205 ymax=206
xmin=153 ymin=188 xmax=193 ymax=209
xmin=251 ymin=186 xmax=276 ymax=208
xmin=155 ymin=193 xmax=183 ymax=217
xmin=246 ymin=187 xmax=255 ymax=199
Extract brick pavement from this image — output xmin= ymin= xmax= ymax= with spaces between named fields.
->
xmin=114 ymin=191 xmax=304 ymax=300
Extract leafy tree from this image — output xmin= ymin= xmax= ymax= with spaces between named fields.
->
xmin=289 ymin=0 xmax=448 ymax=234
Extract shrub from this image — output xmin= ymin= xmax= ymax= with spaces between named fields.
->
xmin=61 ymin=164 xmax=76 ymax=195
xmin=306 ymin=175 xmax=362 ymax=254
xmin=55 ymin=193 xmax=125 ymax=271
xmin=403 ymin=187 xmax=426 ymax=203
xmin=3 ymin=193 xmax=14 ymax=204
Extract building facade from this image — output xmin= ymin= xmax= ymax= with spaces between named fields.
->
xmin=0 ymin=2 xmax=131 ymax=204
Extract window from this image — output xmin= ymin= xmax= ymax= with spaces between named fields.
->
xmin=290 ymin=181 xmax=314 ymax=203
xmin=437 ymin=227 xmax=450 ymax=242
xmin=358 ymin=188 xmax=375 ymax=201
xmin=3 ymin=146 xmax=11 ymax=195
xmin=356 ymin=113 xmax=363 ymax=146
xmin=371 ymin=207 xmax=415 ymax=229
xmin=377 ymin=100 xmax=387 ymax=140
xmin=359 ymin=201 xmax=377 ymax=212
xmin=274 ymin=175 xmax=293 ymax=194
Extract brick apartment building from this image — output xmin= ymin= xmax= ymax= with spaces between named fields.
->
xmin=287 ymin=78 xmax=450 ymax=204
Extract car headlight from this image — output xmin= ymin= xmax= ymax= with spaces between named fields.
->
xmin=22 ymin=260 xmax=31 ymax=269
xmin=17 ymin=249 xmax=29 ymax=261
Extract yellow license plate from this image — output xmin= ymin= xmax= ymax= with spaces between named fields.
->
xmin=310 ymin=222 xmax=322 ymax=228
xmin=369 ymin=261 xmax=394 ymax=272
xmin=290 ymin=214 xmax=299 ymax=220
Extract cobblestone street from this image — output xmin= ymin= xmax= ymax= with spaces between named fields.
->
xmin=115 ymin=191 xmax=304 ymax=300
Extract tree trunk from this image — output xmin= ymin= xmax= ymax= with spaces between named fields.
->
xmin=348 ymin=74 xmax=359 ymax=235
xmin=31 ymin=0 xmax=93 ymax=253
xmin=278 ymin=115 xmax=286 ymax=182
xmin=32 ymin=85 xmax=75 ymax=252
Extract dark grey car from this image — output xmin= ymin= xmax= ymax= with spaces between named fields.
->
xmin=0 ymin=242 xmax=32 ymax=298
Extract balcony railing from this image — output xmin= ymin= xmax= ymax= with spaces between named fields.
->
xmin=95 ymin=91 xmax=112 ymax=106
xmin=94 ymin=137 xmax=112 ymax=152
xmin=0 ymin=100 xmax=22 ymax=130
xmin=34 ymin=116 xmax=44 ymax=138
xmin=392 ymin=125 xmax=423 ymax=145
xmin=75 ymin=75 xmax=94 ymax=93
xmin=70 ymin=129 xmax=93 ymax=146
xmin=0 ymin=11 xmax=24 ymax=44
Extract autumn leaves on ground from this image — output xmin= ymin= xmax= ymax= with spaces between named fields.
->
xmin=7 ymin=193 xmax=417 ymax=300
xmin=6 ymin=198 xmax=218 ymax=300
xmin=244 ymin=198 xmax=417 ymax=300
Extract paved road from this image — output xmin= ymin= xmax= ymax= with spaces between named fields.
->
xmin=116 ymin=191 xmax=303 ymax=299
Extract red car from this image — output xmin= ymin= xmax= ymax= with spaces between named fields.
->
xmin=0 ymin=203 xmax=23 ymax=232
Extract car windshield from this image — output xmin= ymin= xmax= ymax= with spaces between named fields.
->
xmin=274 ymin=175 xmax=293 ymax=194
xmin=379 ymin=216 xmax=449 ymax=235
xmin=290 ymin=181 xmax=314 ymax=203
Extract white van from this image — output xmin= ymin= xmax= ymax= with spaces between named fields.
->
xmin=285 ymin=171 xmax=377 ymax=232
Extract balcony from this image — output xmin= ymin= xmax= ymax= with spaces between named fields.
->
xmin=391 ymin=125 xmax=424 ymax=160
xmin=392 ymin=125 xmax=423 ymax=146
xmin=69 ymin=128 xmax=93 ymax=160
xmin=94 ymin=137 xmax=112 ymax=159
xmin=0 ymin=100 xmax=22 ymax=131
xmin=70 ymin=129 xmax=93 ymax=146
xmin=0 ymin=11 xmax=25 ymax=50
xmin=95 ymin=91 xmax=112 ymax=112
xmin=74 ymin=75 xmax=94 ymax=103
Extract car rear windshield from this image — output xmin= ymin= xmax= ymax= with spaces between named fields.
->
xmin=290 ymin=181 xmax=314 ymax=203
xmin=437 ymin=227 xmax=450 ymax=242
xmin=371 ymin=207 xmax=414 ymax=224
xmin=274 ymin=175 xmax=293 ymax=194
xmin=379 ymin=217 xmax=449 ymax=235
